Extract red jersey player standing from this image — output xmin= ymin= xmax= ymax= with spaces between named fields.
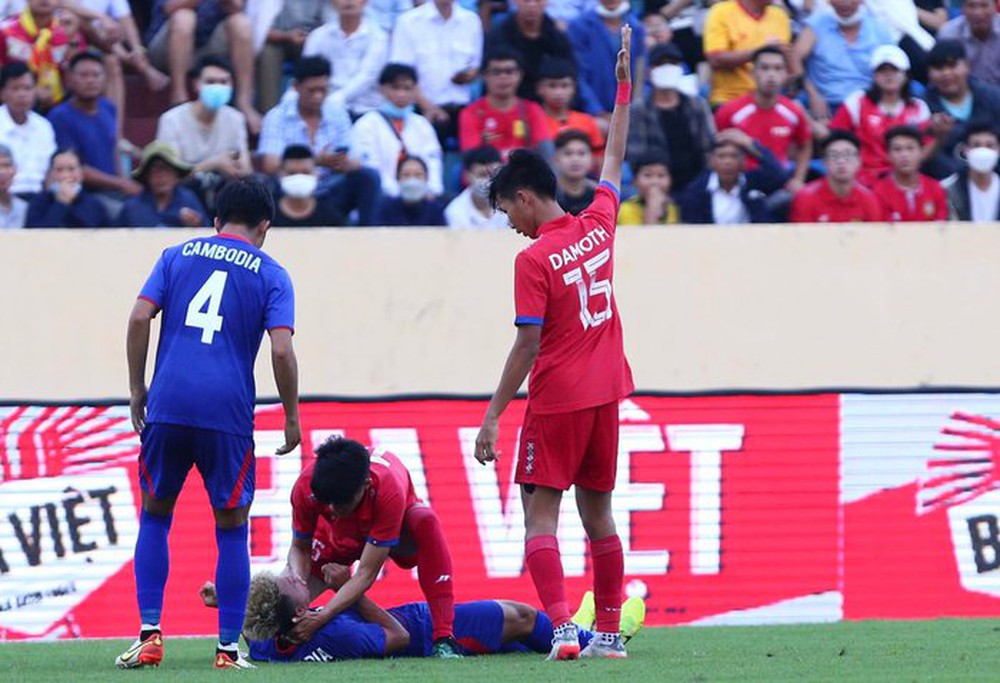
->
xmin=285 ymin=436 xmax=461 ymax=658
xmin=474 ymin=26 xmax=635 ymax=661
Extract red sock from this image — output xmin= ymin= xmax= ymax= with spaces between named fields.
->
xmin=591 ymin=534 xmax=624 ymax=633
xmin=407 ymin=506 xmax=455 ymax=640
xmin=524 ymin=535 xmax=571 ymax=627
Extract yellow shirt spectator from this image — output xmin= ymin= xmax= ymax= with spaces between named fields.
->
xmin=703 ymin=0 xmax=791 ymax=105
xmin=619 ymin=196 xmax=680 ymax=225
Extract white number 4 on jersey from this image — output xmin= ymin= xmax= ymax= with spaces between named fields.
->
xmin=185 ymin=270 xmax=228 ymax=344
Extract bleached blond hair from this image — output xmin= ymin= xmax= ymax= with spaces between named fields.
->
xmin=243 ymin=571 xmax=282 ymax=641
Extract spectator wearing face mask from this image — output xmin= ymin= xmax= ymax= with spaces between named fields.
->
xmin=375 ymin=155 xmax=447 ymax=226
xmin=942 ymin=121 xmax=1000 ymax=221
xmin=271 ymin=145 xmax=347 ymax=227
xmin=444 ymin=145 xmax=507 ymax=228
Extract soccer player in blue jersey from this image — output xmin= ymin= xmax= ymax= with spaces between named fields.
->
xmin=118 ymin=179 xmax=301 ymax=671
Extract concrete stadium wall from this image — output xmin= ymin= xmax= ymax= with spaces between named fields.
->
xmin=2 ymin=222 xmax=999 ymax=400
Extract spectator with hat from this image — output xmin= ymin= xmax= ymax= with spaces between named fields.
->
xmin=118 ymin=140 xmax=209 ymax=228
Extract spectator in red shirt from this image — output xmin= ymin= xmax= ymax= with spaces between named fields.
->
xmin=536 ymin=57 xmax=605 ymax=173
xmin=873 ymin=125 xmax=949 ymax=222
xmin=715 ymin=46 xmax=812 ymax=194
xmin=458 ymin=46 xmax=554 ymax=161
xmin=828 ymin=45 xmax=932 ymax=187
xmin=791 ymin=130 xmax=882 ymax=223
xmin=0 ymin=0 xmax=72 ymax=110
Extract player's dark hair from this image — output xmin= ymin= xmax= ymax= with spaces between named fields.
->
xmin=293 ymin=56 xmax=331 ymax=82
xmin=462 ymin=145 xmax=502 ymax=170
xmin=282 ymin=144 xmax=313 ymax=161
xmin=0 ymin=62 xmax=32 ymax=89
xmin=68 ymin=50 xmax=105 ymax=72
xmin=884 ymin=124 xmax=923 ymax=148
xmin=752 ymin=45 xmax=786 ymax=65
xmin=215 ymin=178 xmax=276 ymax=227
xmin=822 ymin=129 xmax=861 ymax=155
xmin=964 ymin=120 xmax=1000 ymax=143
xmin=631 ymin=151 xmax=671 ymax=175
xmin=311 ymin=436 xmax=371 ymax=506
xmin=190 ymin=54 xmax=234 ymax=81
xmin=379 ymin=62 xmax=418 ymax=86
xmin=275 ymin=594 xmax=298 ymax=637
xmin=554 ymin=128 xmax=592 ymax=152
xmin=397 ymin=154 xmax=428 ymax=177
xmin=483 ymin=45 xmax=524 ymax=72
xmin=488 ymin=149 xmax=557 ymax=211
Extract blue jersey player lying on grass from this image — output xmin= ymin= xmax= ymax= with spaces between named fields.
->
xmin=199 ymin=565 xmax=645 ymax=661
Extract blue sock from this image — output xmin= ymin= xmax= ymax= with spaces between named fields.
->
xmin=215 ymin=524 xmax=250 ymax=646
xmin=135 ymin=510 xmax=172 ymax=626
xmin=525 ymin=610 xmax=555 ymax=653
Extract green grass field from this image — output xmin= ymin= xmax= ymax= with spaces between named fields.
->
xmin=2 ymin=619 xmax=999 ymax=682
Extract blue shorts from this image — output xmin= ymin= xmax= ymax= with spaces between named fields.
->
xmin=139 ymin=422 xmax=255 ymax=509
xmin=454 ymin=601 xmax=504 ymax=655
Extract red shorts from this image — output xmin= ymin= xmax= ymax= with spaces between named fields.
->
xmin=515 ymin=400 xmax=620 ymax=492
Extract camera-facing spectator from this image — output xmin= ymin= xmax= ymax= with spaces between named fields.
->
xmin=375 ymin=154 xmax=447 ymax=226
xmin=458 ymin=46 xmax=554 ymax=160
xmin=937 ymin=0 xmax=1000 ymax=87
xmin=26 ymin=147 xmax=109 ymax=227
xmin=0 ymin=143 xmax=26 ymax=228
xmin=302 ymin=0 xmax=389 ymax=118
xmin=444 ymin=145 xmax=507 ymax=228
xmin=679 ymin=129 xmax=788 ymax=224
xmin=924 ymin=40 xmax=1000 ymax=179
xmin=156 ymin=55 xmax=252 ymax=209
xmin=259 ymin=56 xmax=382 ymax=225
xmin=118 ymin=140 xmax=209 ymax=228
xmin=793 ymin=0 xmax=894 ymax=124
xmin=715 ymin=45 xmax=812 ymax=195
xmin=703 ymin=0 xmax=789 ymax=107
xmin=0 ymin=0 xmax=73 ymax=110
xmin=536 ymin=56 xmax=605 ymax=172
xmin=271 ymin=144 xmax=347 ymax=227
xmin=827 ymin=45 xmax=931 ymax=188
xmin=942 ymin=121 xmax=1000 ymax=221
xmin=619 ymin=152 xmax=679 ymax=225
xmin=626 ymin=42 xmax=715 ymax=195
xmin=487 ymin=0 xmax=575 ymax=102
xmin=389 ymin=0 xmax=483 ymax=147
xmin=145 ymin=0 xmax=260 ymax=133
xmin=790 ymin=130 xmax=882 ymax=223
xmin=48 ymin=51 xmax=140 ymax=200
xmin=0 ymin=62 xmax=55 ymax=195
xmin=873 ymin=125 xmax=948 ymax=222
xmin=255 ymin=0 xmax=324 ymax=112
xmin=553 ymin=128 xmax=595 ymax=215
xmin=353 ymin=63 xmax=444 ymax=197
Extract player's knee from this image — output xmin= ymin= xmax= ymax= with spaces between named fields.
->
xmin=213 ymin=505 xmax=249 ymax=528
xmin=141 ymin=493 xmax=176 ymax=517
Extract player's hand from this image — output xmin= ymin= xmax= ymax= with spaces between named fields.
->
xmin=616 ymin=25 xmax=632 ymax=83
xmin=474 ymin=416 xmax=500 ymax=465
xmin=321 ymin=562 xmax=350 ymax=590
xmin=130 ymin=386 xmax=147 ymax=433
xmin=288 ymin=609 xmax=325 ymax=644
xmin=277 ymin=417 xmax=301 ymax=455
xmin=199 ymin=581 xmax=219 ymax=608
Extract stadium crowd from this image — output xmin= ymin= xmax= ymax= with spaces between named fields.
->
xmin=0 ymin=0 xmax=998 ymax=229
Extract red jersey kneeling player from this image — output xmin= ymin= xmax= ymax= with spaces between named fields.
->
xmin=474 ymin=26 xmax=636 ymax=661
xmin=285 ymin=436 xmax=461 ymax=658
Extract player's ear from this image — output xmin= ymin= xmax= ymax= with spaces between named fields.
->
xmin=213 ymin=216 xmax=222 ymax=233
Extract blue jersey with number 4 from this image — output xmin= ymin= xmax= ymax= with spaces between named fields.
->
xmin=139 ymin=233 xmax=294 ymax=437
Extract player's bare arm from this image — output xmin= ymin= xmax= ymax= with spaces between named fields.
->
xmin=286 ymin=535 xmax=313 ymax=584
xmin=125 ymin=298 xmax=159 ymax=433
xmin=599 ymin=24 xmax=633 ymax=191
xmin=269 ymin=327 xmax=301 ymax=455
xmin=474 ymin=325 xmax=542 ymax=465
xmin=288 ymin=542 xmax=391 ymax=643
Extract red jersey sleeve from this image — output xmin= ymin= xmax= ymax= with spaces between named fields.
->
xmin=791 ymin=102 xmax=811 ymax=146
xmin=528 ymin=101 xmax=554 ymax=146
xmin=714 ymin=101 xmax=734 ymax=132
xmin=790 ymin=188 xmax=811 ymax=222
xmin=366 ymin=475 xmax=406 ymax=547
xmin=514 ymin=250 xmax=548 ymax=326
xmin=931 ymin=179 xmax=949 ymax=220
xmin=579 ymin=182 xmax=620 ymax=233
xmin=290 ymin=470 xmax=320 ymax=540
xmin=862 ymin=189 xmax=883 ymax=222
xmin=828 ymin=103 xmax=852 ymax=132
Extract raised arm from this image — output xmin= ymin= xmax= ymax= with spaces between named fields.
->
xmin=600 ymin=25 xmax=633 ymax=191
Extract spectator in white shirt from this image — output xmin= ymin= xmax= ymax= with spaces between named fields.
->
xmin=390 ymin=0 xmax=483 ymax=146
xmin=445 ymin=145 xmax=508 ymax=228
xmin=352 ymin=63 xmax=443 ymax=196
xmin=0 ymin=63 xmax=56 ymax=196
xmin=303 ymin=0 xmax=389 ymax=118
xmin=0 ymin=143 xmax=27 ymax=228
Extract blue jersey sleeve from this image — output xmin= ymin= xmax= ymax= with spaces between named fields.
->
xmin=265 ymin=266 xmax=295 ymax=332
xmin=139 ymin=250 xmax=170 ymax=308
